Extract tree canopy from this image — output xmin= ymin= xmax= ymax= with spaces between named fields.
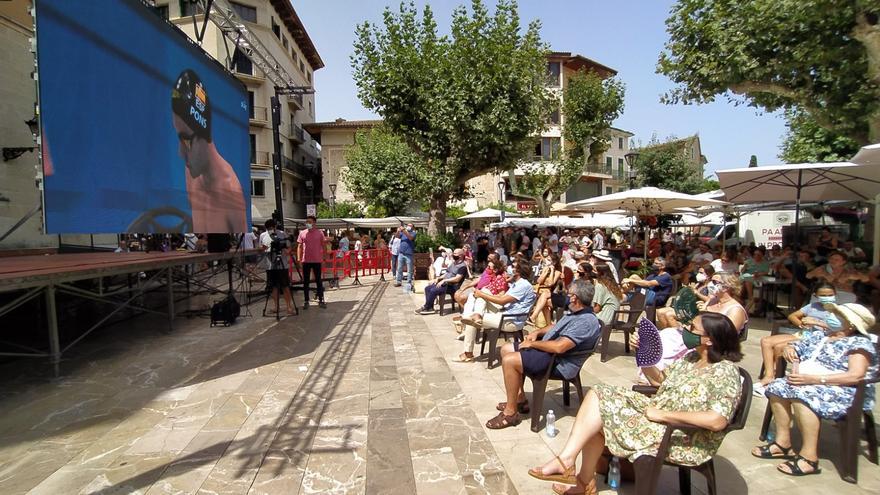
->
xmin=509 ymin=70 xmax=625 ymax=216
xmin=658 ymin=0 xmax=880 ymax=144
xmin=351 ymin=0 xmax=548 ymax=234
xmin=342 ymin=126 xmax=431 ymax=216
xmin=634 ymin=135 xmax=705 ymax=194
xmin=779 ymin=109 xmax=861 ymax=163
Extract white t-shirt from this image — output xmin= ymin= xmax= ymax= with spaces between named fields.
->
xmin=549 ymin=233 xmax=559 ymax=253
xmin=390 ymin=237 xmax=401 ymax=255
xmin=242 ymin=232 xmax=257 ymax=250
xmin=532 ymin=236 xmax=542 ymax=253
xmin=692 ymin=252 xmax=714 ymax=266
xmin=260 ymin=230 xmax=289 ymax=269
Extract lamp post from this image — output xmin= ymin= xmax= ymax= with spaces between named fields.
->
xmin=328 ymin=183 xmax=337 ymax=218
xmin=497 ymin=176 xmax=507 ymax=222
xmin=624 ymin=151 xmax=640 ymax=190
xmin=624 ymin=151 xmax=640 ymax=245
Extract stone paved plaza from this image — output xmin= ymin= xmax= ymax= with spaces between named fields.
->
xmin=0 ymin=276 xmax=877 ymax=494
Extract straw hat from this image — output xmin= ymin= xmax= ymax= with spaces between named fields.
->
xmin=832 ymin=303 xmax=876 ymax=335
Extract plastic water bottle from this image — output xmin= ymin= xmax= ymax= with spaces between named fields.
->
xmin=545 ymin=410 xmax=558 ymax=437
xmin=608 ymin=456 xmax=621 ymax=491
xmin=766 ymin=423 xmax=776 ymax=443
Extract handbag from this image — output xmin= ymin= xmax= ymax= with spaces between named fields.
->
xmin=796 ymin=337 xmax=836 ymax=376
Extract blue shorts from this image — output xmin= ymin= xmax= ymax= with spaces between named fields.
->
xmin=514 ymin=340 xmax=553 ymax=378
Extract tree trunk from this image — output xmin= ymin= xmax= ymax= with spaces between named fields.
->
xmin=427 ymin=192 xmax=446 ymax=237
xmin=854 ymin=12 xmax=880 ymax=143
xmin=535 ymin=195 xmax=550 ymax=217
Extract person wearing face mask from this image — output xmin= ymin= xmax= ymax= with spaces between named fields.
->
xmin=806 ymin=250 xmax=868 ymax=304
xmin=752 ymin=283 xmax=843 ymax=395
xmin=296 ymin=215 xmax=328 ymax=309
xmin=484 ymin=279 xmax=599 ymax=429
xmin=635 ymin=271 xmax=748 ymax=384
xmin=622 ymin=258 xmax=674 ymax=307
xmin=528 ymin=313 xmax=743 ymax=494
xmin=655 ymin=265 xmax=714 ymax=330
xmin=755 ymin=303 xmax=876 ymax=477
xmin=529 ymin=253 xmax=563 ymax=326
xmin=415 ymin=248 xmax=469 ymax=315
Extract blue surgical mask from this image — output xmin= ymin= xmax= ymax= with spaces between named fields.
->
xmin=817 ymin=295 xmax=836 ymax=304
xmin=306 ymin=223 xmax=313 ymax=230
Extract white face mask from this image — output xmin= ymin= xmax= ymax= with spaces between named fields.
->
xmin=707 ymin=282 xmax=721 ymax=295
xmin=696 ymin=273 xmax=707 ymax=283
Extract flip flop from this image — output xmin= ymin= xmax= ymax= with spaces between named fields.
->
xmin=528 ymin=455 xmax=576 ymax=485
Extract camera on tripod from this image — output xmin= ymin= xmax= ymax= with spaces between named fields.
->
xmin=269 ymin=231 xmax=288 ymax=257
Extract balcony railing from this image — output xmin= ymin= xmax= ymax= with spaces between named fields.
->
xmin=252 ymin=151 xmax=270 ymax=166
xmin=287 ymin=93 xmax=303 ymax=109
xmin=582 ymin=164 xmax=613 ymax=177
xmin=293 ymin=124 xmax=304 ymax=142
xmin=250 ymin=106 xmax=268 ymax=122
xmin=282 ymin=156 xmax=314 ymax=177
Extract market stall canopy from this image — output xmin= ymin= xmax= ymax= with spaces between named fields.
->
xmin=490 ymin=214 xmax=631 ymax=230
xmin=564 ymin=187 xmax=729 ymax=215
xmin=457 ymin=208 xmax=522 ymax=220
xmin=285 ymin=216 xmax=455 ymax=229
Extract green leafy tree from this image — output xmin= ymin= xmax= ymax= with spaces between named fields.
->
xmin=634 ymin=135 xmax=704 ymax=194
xmin=509 ymin=70 xmax=625 ymax=216
xmin=700 ymin=178 xmax=720 ymax=193
xmin=780 ymin=109 xmax=861 ymax=163
xmin=317 ymin=200 xmax=364 ymax=219
xmin=352 ymin=0 xmax=548 ymax=235
xmin=658 ymin=0 xmax=880 ymax=144
xmin=342 ymin=126 xmax=431 ymax=216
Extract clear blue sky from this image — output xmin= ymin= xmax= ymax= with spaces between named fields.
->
xmin=295 ymin=0 xmax=788 ymax=178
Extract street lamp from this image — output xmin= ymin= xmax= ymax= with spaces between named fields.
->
xmin=328 ymin=183 xmax=337 ymax=218
xmin=624 ymin=151 xmax=640 ymax=190
xmin=497 ymin=176 xmax=507 ymax=222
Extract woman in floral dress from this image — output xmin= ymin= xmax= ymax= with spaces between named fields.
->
xmin=528 ymin=312 xmax=744 ymax=495
xmin=753 ymin=303 xmax=877 ymax=476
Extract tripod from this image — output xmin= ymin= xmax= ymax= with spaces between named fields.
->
xmin=262 ymin=249 xmax=298 ymax=320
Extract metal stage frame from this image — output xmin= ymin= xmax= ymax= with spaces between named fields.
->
xmin=0 ymin=251 xmax=254 ymax=370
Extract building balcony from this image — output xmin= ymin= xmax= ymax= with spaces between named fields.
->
xmin=287 ymin=93 xmax=303 ymax=110
xmin=249 ymin=106 xmax=269 ymax=126
xmin=251 ymin=151 xmax=270 ymax=166
xmin=283 ymin=124 xmax=305 ymax=143
xmin=282 ymin=156 xmax=314 ymax=178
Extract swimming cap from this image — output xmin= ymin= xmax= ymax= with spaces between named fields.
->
xmin=171 ymin=69 xmax=212 ymax=142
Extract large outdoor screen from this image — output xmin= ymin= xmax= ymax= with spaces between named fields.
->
xmin=37 ymin=0 xmax=251 ymax=234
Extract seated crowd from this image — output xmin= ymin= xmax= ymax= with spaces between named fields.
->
xmin=407 ymin=225 xmax=878 ymax=488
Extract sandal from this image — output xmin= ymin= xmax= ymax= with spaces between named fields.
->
xmin=751 ymin=441 xmax=793 ymax=459
xmin=528 ymin=455 xmax=576 ymax=485
xmin=496 ymin=400 xmax=530 ymax=414
xmin=552 ymin=475 xmax=597 ymax=495
xmin=485 ymin=411 xmax=521 ymax=429
xmin=777 ymin=455 xmax=821 ymax=476
xmin=452 ymin=353 xmax=474 ymax=363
